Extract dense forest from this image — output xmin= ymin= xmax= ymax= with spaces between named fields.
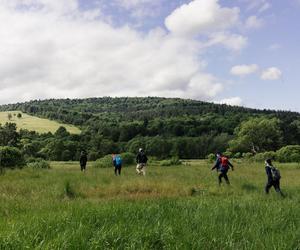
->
xmin=1 ymin=97 xmax=300 ymax=162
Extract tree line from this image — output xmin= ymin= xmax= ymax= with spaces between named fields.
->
xmin=1 ymin=97 xmax=300 ymax=164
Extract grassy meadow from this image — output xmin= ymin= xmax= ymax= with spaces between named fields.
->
xmin=0 ymin=111 xmax=81 ymax=134
xmin=0 ymin=160 xmax=300 ymax=249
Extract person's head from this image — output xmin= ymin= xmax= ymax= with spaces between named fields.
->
xmin=265 ymin=158 xmax=272 ymax=166
xmin=81 ymin=150 xmax=86 ymax=155
xmin=139 ymin=148 xmax=143 ymax=153
xmin=216 ymin=152 xmax=222 ymax=158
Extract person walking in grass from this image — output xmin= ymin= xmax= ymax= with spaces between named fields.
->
xmin=211 ymin=152 xmax=234 ymax=185
xmin=265 ymin=158 xmax=284 ymax=197
xmin=136 ymin=148 xmax=148 ymax=176
xmin=79 ymin=151 xmax=87 ymax=172
xmin=112 ymin=154 xmax=122 ymax=176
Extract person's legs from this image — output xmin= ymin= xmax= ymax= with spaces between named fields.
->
xmin=218 ymin=173 xmax=223 ymax=184
xmin=142 ymin=165 xmax=146 ymax=176
xmin=114 ymin=166 xmax=118 ymax=175
xmin=81 ymin=164 xmax=86 ymax=172
xmin=136 ymin=164 xmax=141 ymax=174
xmin=265 ymin=181 xmax=273 ymax=194
xmin=118 ymin=165 xmax=122 ymax=175
xmin=274 ymin=180 xmax=284 ymax=197
xmin=223 ymin=172 xmax=230 ymax=184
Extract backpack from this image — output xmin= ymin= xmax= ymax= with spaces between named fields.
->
xmin=221 ymin=156 xmax=229 ymax=168
xmin=115 ymin=155 xmax=122 ymax=166
xmin=271 ymin=166 xmax=281 ymax=180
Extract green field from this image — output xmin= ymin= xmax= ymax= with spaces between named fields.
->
xmin=0 ymin=160 xmax=300 ymax=249
xmin=0 ymin=111 xmax=81 ymax=134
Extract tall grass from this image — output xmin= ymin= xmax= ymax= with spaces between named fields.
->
xmin=0 ymin=160 xmax=299 ymax=249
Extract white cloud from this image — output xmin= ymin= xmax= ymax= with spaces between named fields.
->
xmin=0 ymin=0 xmax=230 ymax=104
xmin=206 ymin=32 xmax=248 ymax=51
xmin=230 ymin=64 xmax=259 ymax=76
xmin=245 ymin=0 xmax=271 ymax=13
xmin=219 ymin=97 xmax=242 ymax=106
xmin=111 ymin=0 xmax=162 ymax=19
xmin=165 ymin=0 xmax=240 ymax=36
xmin=261 ymin=67 xmax=282 ymax=80
xmin=245 ymin=15 xmax=264 ymax=29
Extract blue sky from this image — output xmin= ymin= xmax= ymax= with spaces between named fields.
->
xmin=0 ymin=0 xmax=299 ymax=111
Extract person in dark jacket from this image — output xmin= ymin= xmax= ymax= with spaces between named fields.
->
xmin=136 ymin=148 xmax=148 ymax=176
xmin=211 ymin=152 xmax=234 ymax=185
xmin=79 ymin=151 xmax=88 ymax=172
xmin=265 ymin=159 xmax=284 ymax=197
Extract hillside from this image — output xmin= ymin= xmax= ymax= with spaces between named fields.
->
xmin=1 ymin=97 xmax=300 ymax=160
xmin=0 ymin=111 xmax=81 ymax=134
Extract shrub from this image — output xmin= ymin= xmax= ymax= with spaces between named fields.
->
xmin=160 ymin=157 xmax=181 ymax=167
xmin=93 ymin=155 xmax=113 ymax=168
xmin=242 ymin=152 xmax=253 ymax=159
xmin=27 ymin=158 xmax=50 ymax=169
xmin=223 ymin=151 xmax=233 ymax=158
xmin=276 ymin=145 xmax=300 ymax=163
xmin=207 ymin=153 xmax=215 ymax=162
xmin=233 ymin=152 xmax=242 ymax=159
xmin=120 ymin=152 xmax=135 ymax=165
xmin=253 ymin=151 xmax=276 ymax=162
xmin=0 ymin=146 xmax=25 ymax=168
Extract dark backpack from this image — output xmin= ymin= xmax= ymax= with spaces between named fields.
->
xmin=271 ymin=166 xmax=281 ymax=180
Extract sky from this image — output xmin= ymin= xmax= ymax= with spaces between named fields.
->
xmin=0 ymin=0 xmax=299 ymax=111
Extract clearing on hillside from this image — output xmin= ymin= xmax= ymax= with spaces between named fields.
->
xmin=0 ymin=111 xmax=81 ymax=134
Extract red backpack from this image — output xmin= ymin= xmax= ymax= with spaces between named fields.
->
xmin=221 ymin=156 xmax=229 ymax=168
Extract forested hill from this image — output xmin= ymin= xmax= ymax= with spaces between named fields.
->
xmin=0 ymin=97 xmax=298 ymax=124
xmin=0 ymin=97 xmax=300 ymax=160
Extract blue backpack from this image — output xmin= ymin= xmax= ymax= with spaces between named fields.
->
xmin=115 ymin=155 xmax=122 ymax=166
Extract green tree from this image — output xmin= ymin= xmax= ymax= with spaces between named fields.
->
xmin=228 ymin=117 xmax=282 ymax=153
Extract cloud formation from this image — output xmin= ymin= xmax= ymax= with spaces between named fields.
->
xmin=245 ymin=15 xmax=264 ymax=29
xmin=261 ymin=67 xmax=282 ymax=80
xmin=165 ymin=0 xmax=239 ymax=35
xmin=230 ymin=64 xmax=259 ymax=76
xmin=219 ymin=97 xmax=242 ymax=106
xmin=0 ymin=0 xmax=254 ymax=105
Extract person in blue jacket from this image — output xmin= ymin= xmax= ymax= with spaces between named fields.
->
xmin=112 ymin=154 xmax=122 ymax=176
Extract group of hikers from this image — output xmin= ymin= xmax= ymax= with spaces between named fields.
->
xmin=211 ymin=152 xmax=284 ymax=197
xmin=79 ymin=148 xmax=148 ymax=176
xmin=79 ymin=149 xmax=284 ymax=196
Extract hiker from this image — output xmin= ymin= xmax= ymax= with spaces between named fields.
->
xmin=112 ymin=154 xmax=122 ymax=176
xmin=136 ymin=148 xmax=148 ymax=176
xmin=79 ymin=151 xmax=88 ymax=172
xmin=265 ymin=158 xmax=284 ymax=197
xmin=211 ymin=152 xmax=234 ymax=185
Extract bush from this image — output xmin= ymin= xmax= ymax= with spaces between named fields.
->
xmin=120 ymin=152 xmax=135 ymax=165
xmin=207 ymin=153 xmax=215 ymax=163
xmin=160 ymin=157 xmax=181 ymax=167
xmin=223 ymin=151 xmax=233 ymax=158
xmin=276 ymin=145 xmax=300 ymax=163
xmin=242 ymin=152 xmax=253 ymax=159
xmin=253 ymin=151 xmax=276 ymax=162
xmin=233 ymin=152 xmax=242 ymax=159
xmin=0 ymin=146 xmax=25 ymax=168
xmin=27 ymin=158 xmax=50 ymax=169
xmin=93 ymin=155 xmax=113 ymax=168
